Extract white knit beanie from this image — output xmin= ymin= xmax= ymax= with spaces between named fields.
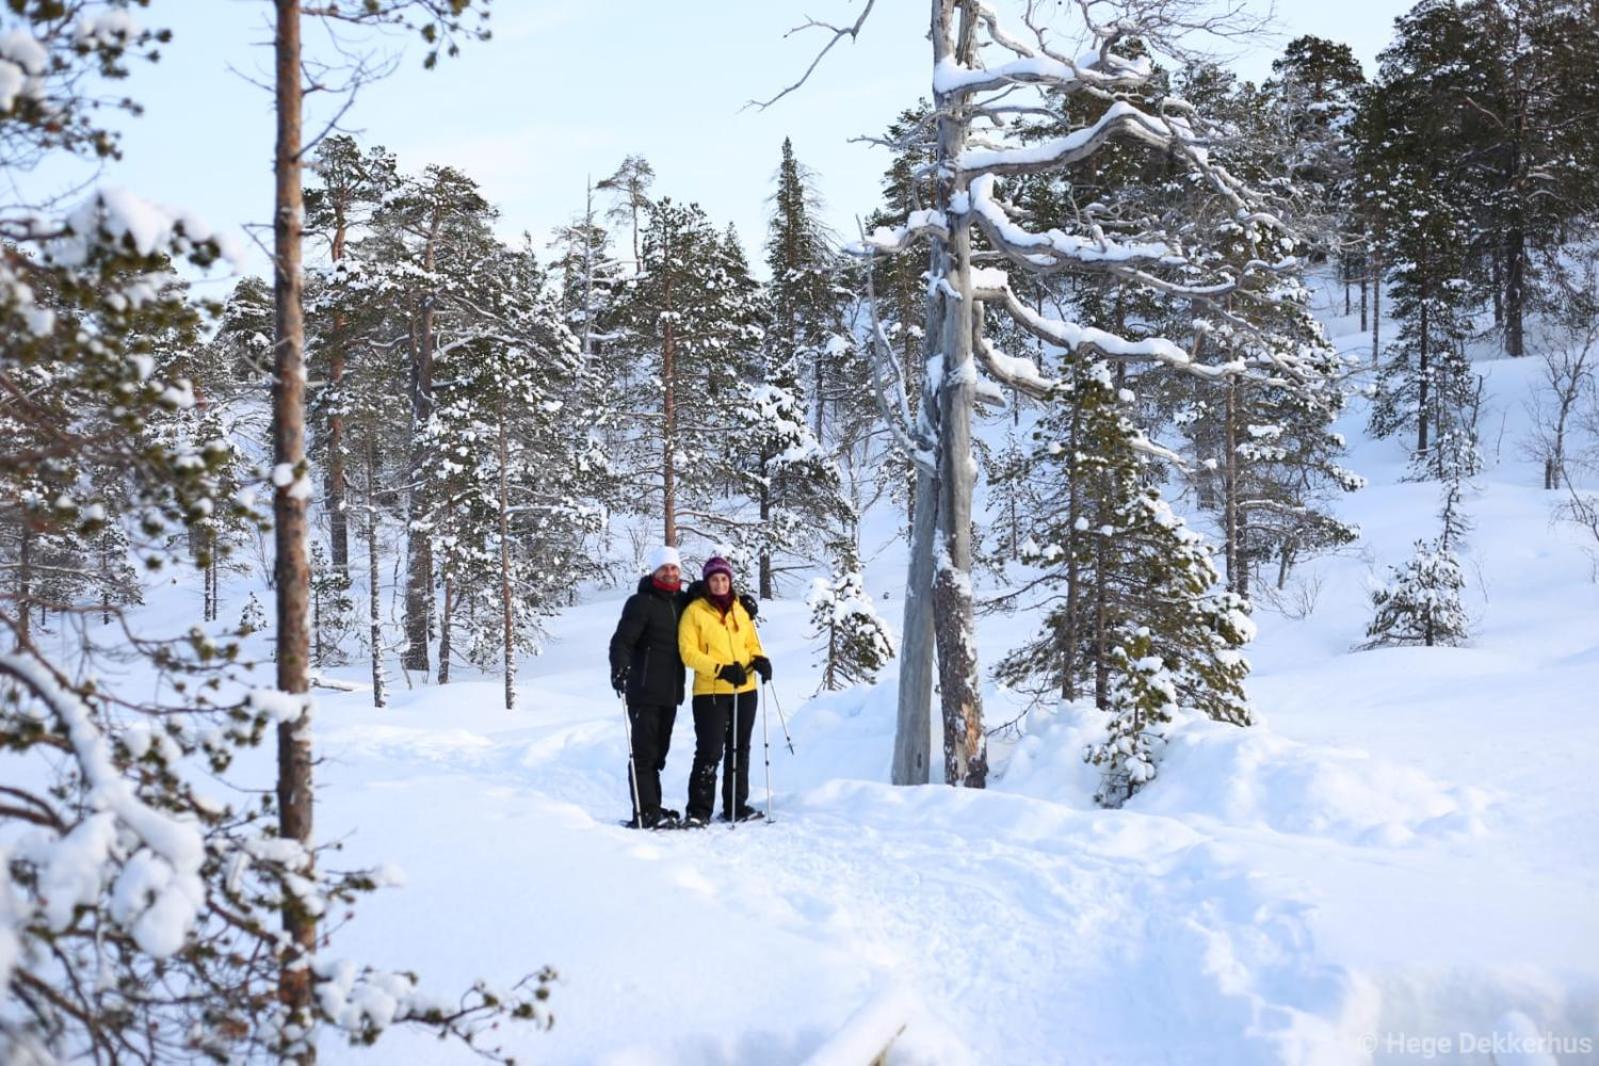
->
xmin=644 ymin=545 xmax=682 ymax=573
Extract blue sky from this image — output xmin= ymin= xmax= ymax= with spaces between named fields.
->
xmin=21 ymin=1 xmax=1414 ymax=286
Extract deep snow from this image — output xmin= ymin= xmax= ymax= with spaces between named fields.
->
xmin=124 ymin=282 xmax=1599 ymax=1064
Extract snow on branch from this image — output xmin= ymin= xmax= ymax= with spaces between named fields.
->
xmin=852 ymin=209 xmax=949 ymax=255
xmin=965 ymin=174 xmax=1184 ymax=271
xmin=971 ymin=271 xmax=1243 ymax=381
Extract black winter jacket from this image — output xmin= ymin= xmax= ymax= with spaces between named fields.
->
xmin=609 ymin=576 xmax=688 ymax=707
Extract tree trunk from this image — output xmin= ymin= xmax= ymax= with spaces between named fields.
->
xmin=1061 ymin=390 xmax=1083 ymax=702
xmin=662 ymin=267 xmax=677 ymax=546
xmin=929 ymin=0 xmax=986 ymax=789
xmin=891 ymin=225 xmax=946 ymax=786
xmin=1505 ymin=224 xmax=1525 ymax=358
xmin=1093 ymin=498 xmax=1110 ymax=711
xmin=16 ymin=518 xmax=30 ymax=646
xmin=1371 ymin=243 xmax=1382 ymax=364
xmin=437 ymin=579 xmax=452 ymax=684
xmin=271 ymin=1 xmax=316 ymax=1051
xmin=1416 ymin=262 xmax=1431 ymax=459
xmin=365 ymin=429 xmax=385 ymax=709
xmin=758 ymin=477 xmax=774 ymax=599
xmin=892 ymin=463 xmax=939 ymax=785
xmin=1359 ymin=266 xmax=1368 ymax=333
xmin=499 ymin=404 xmax=515 ymax=711
xmin=403 ymin=303 xmax=436 ymax=674
xmin=1224 ymin=376 xmax=1240 ymax=594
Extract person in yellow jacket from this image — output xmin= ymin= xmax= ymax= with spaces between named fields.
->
xmin=678 ymin=555 xmax=771 ymax=826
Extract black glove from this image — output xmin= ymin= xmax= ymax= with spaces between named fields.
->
xmin=738 ymin=592 xmax=760 ymax=619
xmin=751 ymin=655 xmax=772 ymax=683
xmin=715 ymin=662 xmax=748 ymax=687
xmin=611 ymin=666 xmax=628 ymax=696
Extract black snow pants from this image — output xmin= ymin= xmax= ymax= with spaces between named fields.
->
xmin=687 ymin=690 xmax=758 ymax=821
xmin=626 ymin=702 xmax=677 ymax=824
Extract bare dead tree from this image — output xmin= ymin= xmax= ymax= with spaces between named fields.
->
xmin=772 ymin=0 xmax=1305 ymax=786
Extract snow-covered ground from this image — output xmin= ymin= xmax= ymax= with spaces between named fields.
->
xmin=209 ymin=287 xmax=1599 ymax=1064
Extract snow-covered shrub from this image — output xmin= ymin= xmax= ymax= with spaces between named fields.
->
xmin=807 ymin=564 xmax=895 ymax=692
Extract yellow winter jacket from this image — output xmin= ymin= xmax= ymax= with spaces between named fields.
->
xmin=678 ymin=595 xmax=765 ymax=697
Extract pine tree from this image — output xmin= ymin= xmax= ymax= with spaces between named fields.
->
xmin=609 ymin=199 xmax=764 ymax=550
xmin=596 ymin=153 xmax=656 ymax=269
xmin=304 ymin=134 xmax=398 ymax=576
xmin=420 ymin=241 xmax=605 ymax=706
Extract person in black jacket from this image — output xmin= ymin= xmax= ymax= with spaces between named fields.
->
xmin=607 ymin=546 xmax=762 ymax=829
xmin=609 ymin=545 xmax=687 ymax=828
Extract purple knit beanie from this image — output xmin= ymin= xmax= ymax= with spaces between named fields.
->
xmin=702 ymin=556 xmax=734 ymax=582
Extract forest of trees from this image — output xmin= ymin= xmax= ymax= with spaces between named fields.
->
xmin=2 ymin=0 xmax=1597 ymax=1060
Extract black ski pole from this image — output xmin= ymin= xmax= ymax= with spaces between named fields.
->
xmin=618 ymin=691 xmax=643 ymax=828
xmin=760 ymin=680 xmax=774 ymax=821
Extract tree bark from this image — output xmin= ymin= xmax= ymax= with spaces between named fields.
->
xmin=929 ymin=0 xmax=986 ymax=789
xmin=365 ymin=428 xmax=385 ymax=709
xmin=892 ymin=462 xmax=938 ymax=784
xmin=1371 ymin=242 xmax=1382 ymax=364
xmin=16 ymin=518 xmax=31 ymax=646
xmin=437 ymin=579 xmax=452 ymax=684
xmin=499 ymin=403 xmax=515 ymax=711
xmin=758 ymin=478 xmax=773 ymax=599
xmin=662 ymin=262 xmax=677 ymax=546
xmin=327 ymin=334 xmax=348 ymax=572
xmin=271 ymin=1 xmax=316 ymax=1052
xmin=402 ymin=241 xmax=438 ymax=674
xmin=1416 ymin=257 xmax=1431 ymax=459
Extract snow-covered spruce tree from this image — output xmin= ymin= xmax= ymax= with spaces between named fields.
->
xmin=420 ymin=242 xmax=608 ymax=707
xmin=1365 ymin=479 xmax=1471 ymax=649
xmin=843 ymin=1 xmax=1317 ymax=786
xmin=1363 ymin=161 xmax=1481 ymax=481
xmin=756 ymin=138 xmax=867 ymax=598
xmin=807 ymin=548 xmax=895 ymax=692
xmin=992 ymin=362 xmax=1252 ymax=796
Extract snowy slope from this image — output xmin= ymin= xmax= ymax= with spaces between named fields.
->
xmin=226 ymin=283 xmax=1599 ymax=1064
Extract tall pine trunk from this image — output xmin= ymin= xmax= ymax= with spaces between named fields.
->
xmin=16 ymin=519 xmax=30 ymax=646
xmin=1371 ymin=242 xmax=1382 ymax=364
xmin=365 ymin=429 xmax=386 ymax=709
xmin=437 ymin=580 xmax=452 ymax=684
xmin=1417 ymin=257 xmax=1431 ymax=459
xmin=499 ymin=403 xmax=515 ymax=711
xmin=1061 ymin=391 xmax=1083 ymax=702
xmin=271 ymin=1 xmax=316 ymax=1050
xmin=403 ymin=220 xmax=441 ymax=675
xmin=662 ymin=267 xmax=677 ymax=546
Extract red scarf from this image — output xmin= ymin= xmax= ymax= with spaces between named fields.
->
xmin=652 ymin=576 xmax=681 ymax=594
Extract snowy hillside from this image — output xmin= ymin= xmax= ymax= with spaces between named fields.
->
xmin=257 ymin=284 xmax=1599 ymax=1065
